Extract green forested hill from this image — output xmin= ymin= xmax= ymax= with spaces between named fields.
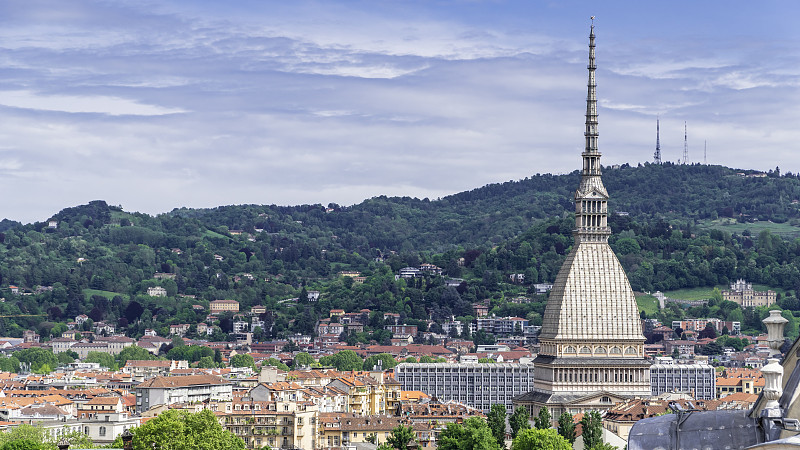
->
xmin=170 ymin=163 xmax=800 ymax=253
xmin=1 ymin=163 xmax=800 ymax=342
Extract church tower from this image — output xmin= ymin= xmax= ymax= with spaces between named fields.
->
xmin=514 ymin=21 xmax=651 ymax=417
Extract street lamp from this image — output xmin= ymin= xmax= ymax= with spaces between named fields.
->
xmin=121 ymin=429 xmax=133 ymax=450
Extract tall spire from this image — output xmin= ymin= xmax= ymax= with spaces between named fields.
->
xmin=585 ymin=19 xmax=599 ymax=159
xmin=575 ymin=19 xmax=610 ymax=244
xmin=516 ymin=19 xmax=651 ymax=415
xmin=654 ymin=117 xmax=662 ymax=164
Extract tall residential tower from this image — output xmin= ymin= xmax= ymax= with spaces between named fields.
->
xmin=514 ymin=22 xmax=651 ymax=417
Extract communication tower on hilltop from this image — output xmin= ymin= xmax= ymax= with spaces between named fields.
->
xmin=683 ymin=121 xmax=688 ymax=164
xmin=654 ymin=118 xmax=662 ymax=164
xmin=704 ymin=140 xmax=707 ymax=165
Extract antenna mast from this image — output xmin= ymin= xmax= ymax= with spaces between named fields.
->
xmin=683 ymin=121 xmax=688 ymax=165
xmin=654 ymin=117 xmax=662 ymax=164
xmin=704 ymin=140 xmax=707 ymax=165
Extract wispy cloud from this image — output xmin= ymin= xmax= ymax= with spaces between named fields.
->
xmin=0 ymin=90 xmax=186 ymax=115
xmin=0 ymin=0 xmax=798 ymax=223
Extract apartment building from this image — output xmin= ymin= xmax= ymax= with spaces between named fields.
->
xmin=135 ymin=374 xmax=232 ymax=412
xmin=223 ymin=399 xmax=317 ymax=450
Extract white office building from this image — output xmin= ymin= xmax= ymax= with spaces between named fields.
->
xmin=394 ymin=362 xmax=535 ymax=413
xmin=650 ymin=360 xmax=716 ymax=400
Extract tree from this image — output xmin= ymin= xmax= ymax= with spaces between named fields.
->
xmin=588 ymin=443 xmax=618 ymax=450
xmin=197 ymin=356 xmax=216 ymax=368
xmin=509 ymin=406 xmax=530 ymax=439
xmin=319 ymin=350 xmax=363 ymax=371
xmin=1 ymin=439 xmax=47 ymax=450
xmin=116 ymin=345 xmax=157 ymax=366
xmin=111 ymin=409 xmax=245 ymax=450
xmin=0 ymin=423 xmax=93 ymax=449
xmin=556 ymin=412 xmax=576 ymax=444
xmin=230 ymin=354 xmax=256 ymax=369
xmin=511 ymin=428 xmax=570 ymax=450
xmin=363 ymin=353 xmax=398 ymax=371
xmin=487 ymin=404 xmax=507 ymax=445
xmin=57 ymin=352 xmax=75 ymax=366
xmin=0 ymin=356 xmax=20 ymax=373
xmin=473 ymin=329 xmax=496 ymax=346
xmin=282 ymin=340 xmax=299 ymax=353
xmin=386 ymin=424 xmax=415 ymax=450
xmin=293 ymin=352 xmax=315 ymax=368
xmin=85 ymin=351 xmax=118 ymax=370
xmin=580 ymin=410 xmax=603 ymax=450
xmin=699 ymin=341 xmax=723 ymax=356
xmin=698 ymin=323 xmax=717 ymax=339
xmin=534 ymin=407 xmax=552 ymax=429
xmin=13 ymin=348 xmax=58 ymax=373
xmin=437 ymin=417 xmax=502 ymax=450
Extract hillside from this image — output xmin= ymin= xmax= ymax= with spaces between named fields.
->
xmin=169 ymin=163 xmax=800 ymax=253
xmin=1 ymin=163 xmax=800 ymax=342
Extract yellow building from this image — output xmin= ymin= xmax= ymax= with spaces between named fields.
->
xmin=326 ymin=373 xmax=401 ymax=416
xmin=716 ymin=368 xmax=765 ymax=398
xmin=210 ymin=299 xmax=240 ymax=313
xmin=722 ymin=279 xmax=776 ymax=307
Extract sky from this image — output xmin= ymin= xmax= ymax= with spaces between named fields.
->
xmin=1 ymin=0 xmax=799 ymax=223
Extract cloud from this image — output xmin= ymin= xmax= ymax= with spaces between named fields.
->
xmin=0 ymin=0 xmax=798 ymax=223
xmin=0 ymin=90 xmax=186 ymax=116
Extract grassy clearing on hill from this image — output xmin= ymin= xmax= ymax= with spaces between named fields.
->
xmin=697 ymin=218 xmax=800 ymax=238
xmin=663 ymin=287 xmax=719 ymax=301
xmin=203 ymin=229 xmax=228 ymax=239
xmin=83 ymin=289 xmax=128 ymax=301
xmin=635 ymin=293 xmax=659 ymax=315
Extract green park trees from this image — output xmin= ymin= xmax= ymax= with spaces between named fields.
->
xmin=534 ymin=407 xmax=552 ymax=429
xmin=556 ymin=412 xmax=576 ymax=445
xmin=111 ymin=409 xmax=244 ymax=450
xmin=319 ymin=350 xmax=363 ymax=371
xmin=580 ymin=410 xmax=603 ymax=449
xmin=363 ymin=353 xmax=398 ymax=371
xmin=0 ymin=423 xmax=94 ymax=450
xmin=487 ymin=404 xmax=507 ymax=445
xmin=386 ymin=424 xmax=416 ymax=450
xmin=509 ymin=406 xmax=530 ymax=439
xmin=438 ymin=417 xmax=502 ymax=450
xmin=511 ymin=428 xmax=570 ymax=450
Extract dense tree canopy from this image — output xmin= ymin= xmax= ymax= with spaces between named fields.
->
xmin=511 ymin=428 xmax=571 ymax=450
xmin=112 ymin=409 xmax=244 ymax=450
xmin=438 ymin=417 xmax=502 ymax=450
xmin=1 ymin=165 xmax=800 ymax=345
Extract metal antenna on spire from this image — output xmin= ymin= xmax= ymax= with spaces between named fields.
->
xmin=654 ymin=117 xmax=661 ymax=164
xmin=704 ymin=140 xmax=707 ymax=165
xmin=683 ymin=121 xmax=688 ymax=165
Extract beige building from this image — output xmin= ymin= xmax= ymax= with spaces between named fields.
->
xmin=722 ymin=279 xmax=776 ymax=307
xmin=318 ymin=412 xmax=403 ymax=448
xmin=223 ymin=399 xmax=317 ymax=450
xmin=210 ymin=299 xmax=240 ymax=313
xmin=514 ymin=24 xmax=650 ymax=418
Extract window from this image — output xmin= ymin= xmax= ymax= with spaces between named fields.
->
xmin=99 ymin=427 xmax=106 ymax=437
